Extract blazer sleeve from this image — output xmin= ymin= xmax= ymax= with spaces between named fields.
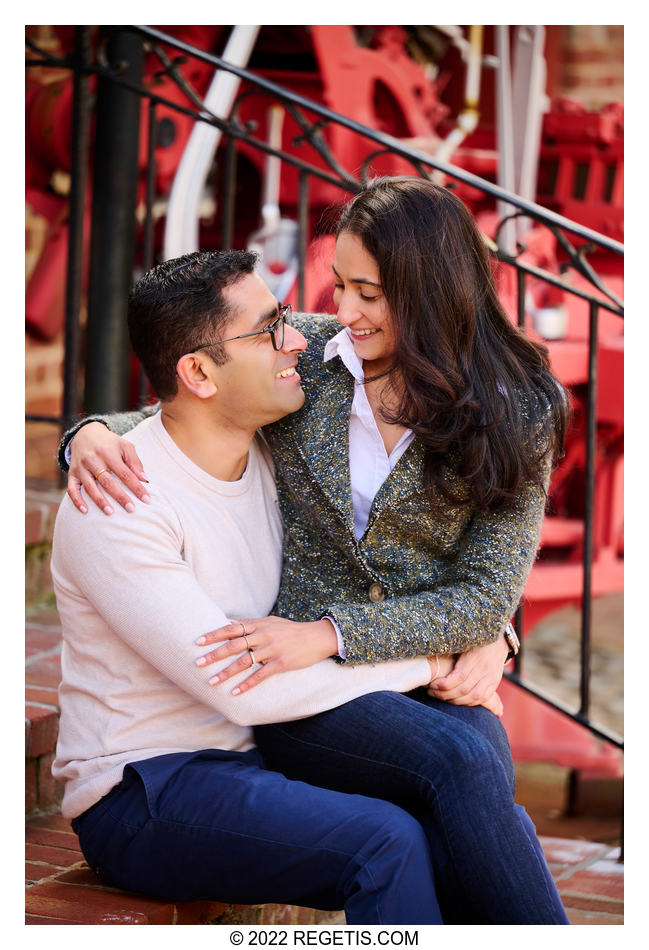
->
xmin=325 ymin=454 xmax=551 ymax=665
xmin=57 ymin=404 xmax=161 ymax=472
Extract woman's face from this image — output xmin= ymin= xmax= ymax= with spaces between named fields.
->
xmin=332 ymin=231 xmax=396 ymax=374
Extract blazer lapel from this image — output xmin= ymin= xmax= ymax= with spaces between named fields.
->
xmin=366 ymin=437 xmax=426 ymax=528
xmin=279 ymin=349 xmax=428 ymax=535
xmin=292 ymin=360 xmax=356 ymax=531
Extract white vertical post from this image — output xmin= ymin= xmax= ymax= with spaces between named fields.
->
xmin=495 ymin=25 xmax=517 ymax=255
xmin=512 ymin=26 xmax=548 ymax=240
xmin=163 ymin=25 xmax=261 ymax=260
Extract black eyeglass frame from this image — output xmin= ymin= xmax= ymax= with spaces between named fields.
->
xmin=193 ymin=304 xmax=292 ymax=353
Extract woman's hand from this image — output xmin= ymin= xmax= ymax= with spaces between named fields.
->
xmin=67 ymin=422 xmax=150 ymax=515
xmin=427 ymin=653 xmax=455 ymax=683
xmin=427 ymin=636 xmax=509 ymax=710
xmin=196 ymin=617 xmax=340 ymax=694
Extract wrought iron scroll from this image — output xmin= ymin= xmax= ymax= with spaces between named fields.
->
xmin=494 ymin=212 xmax=624 ymax=316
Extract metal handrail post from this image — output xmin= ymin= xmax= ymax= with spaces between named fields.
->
xmin=580 ymin=300 xmax=600 ymax=720
xmin=83 ymin=27 xmax=143 ymax=413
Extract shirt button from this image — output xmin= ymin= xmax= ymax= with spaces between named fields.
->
xmin=368 ymin=582 xmax=386 ymax=602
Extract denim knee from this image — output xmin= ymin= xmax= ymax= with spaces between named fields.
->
xmin=430 ymin=728 xmax=513 ymax=802
xmin=375 ymin=803 xmax=434 ymax=857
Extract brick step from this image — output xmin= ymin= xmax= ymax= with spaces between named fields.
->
xmin=25 ymin=813 xmax=344 ymax=925
xmin=26 ymin=484 xmax=65 ymax=610
xmin=25 ymin=813 xmax=623 ymax=924
xmin=539 ymin=837 xmax=624 ymax=925
xmin=26 ymin=608 xmax=64 ymax=815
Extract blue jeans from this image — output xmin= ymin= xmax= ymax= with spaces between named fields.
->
xmin=255 ymin=689 xmax=570 ymax=925
xmin=71 ymin=748 xmax=443 ymax=924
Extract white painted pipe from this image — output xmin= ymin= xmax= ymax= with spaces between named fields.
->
xmin=495 ymin=25 xmax=517 ymax=254
xmin=512 ymin=26 xmax=547 ymax=205
xmin=465 ymin=24 xmax=483 ymax=108
xmin=432 ymin=26 xmax=482 ymax=180
xmin=163 ymin=25 xmax=261 ymax=260
xmin=259 ymin=105 xmax=285 ymax=236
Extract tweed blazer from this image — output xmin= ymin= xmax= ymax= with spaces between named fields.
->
xmin=59 ymin=313 xmax=550 ymax=666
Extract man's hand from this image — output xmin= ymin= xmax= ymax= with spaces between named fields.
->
xmin=67 ymin=422 xmax=150 ymax=515
xmin=477 ymin=692 xmax=504 ymax=717
xmin=195 ymin=617 xmax=340 ymax=694
xmin=428 ymin=636 xmax=509 ymax=710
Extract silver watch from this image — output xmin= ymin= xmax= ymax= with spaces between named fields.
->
xmin=503 ymin=623 xmax=520 ymax=662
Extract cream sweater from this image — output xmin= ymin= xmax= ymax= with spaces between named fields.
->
xmin=51 ymin=414 xmax=432 ymax=819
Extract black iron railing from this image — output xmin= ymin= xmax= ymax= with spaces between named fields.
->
xmin=26 ymin=26 xmax=623 ymax=759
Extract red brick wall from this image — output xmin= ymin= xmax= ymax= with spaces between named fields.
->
xmin=26 ymin=337 xmax=65 ymax=483
xmin=546 ymin=25 xmax=623 ymax=110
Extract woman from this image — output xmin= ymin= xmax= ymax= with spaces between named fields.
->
xmin=61 ymin=177 xmax=570 ymax=923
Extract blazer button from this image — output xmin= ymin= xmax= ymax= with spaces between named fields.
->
xmin=368 ymin=582 xmax=385 ymax=602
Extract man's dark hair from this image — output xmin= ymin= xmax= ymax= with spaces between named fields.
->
xmin=128 ymin=249 xmax=258 ymax=399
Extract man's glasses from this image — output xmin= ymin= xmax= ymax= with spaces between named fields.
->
xmin=194 ymin=304 xmax=292 ymax=353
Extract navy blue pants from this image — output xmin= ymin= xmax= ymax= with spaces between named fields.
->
xmin=255 ymin=689 xmax=570 ymax=925
xmin=72 ymin=748 xmax=443 ymax=924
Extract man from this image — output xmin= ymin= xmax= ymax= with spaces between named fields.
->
xmin=51 ymin=250 xmax=445 ymax=923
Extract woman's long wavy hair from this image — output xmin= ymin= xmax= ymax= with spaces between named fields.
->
xmin=335 ymin=176 xmax=570 ymax=515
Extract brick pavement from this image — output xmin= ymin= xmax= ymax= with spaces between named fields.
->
xmin=25 ymin=811 xmax=343 ymax=925
xmin=25 ymin=810 xmax=623 ymax=924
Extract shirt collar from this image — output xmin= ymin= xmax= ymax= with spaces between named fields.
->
xmin=323 ymin=327 xmax=364 ymax=383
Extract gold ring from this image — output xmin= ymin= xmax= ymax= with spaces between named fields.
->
xmin=242 ymin=634 xmax=251 ymax=651
xmin=248 ymin=648 xmax=256 ymax=666
xmin=94 ymin=469 xmax=109 ymax=480
xmin=239 ymin=621 xmax=247 ymax=636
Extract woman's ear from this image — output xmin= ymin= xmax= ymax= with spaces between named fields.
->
xmin=176 ymin=353 xmax=218 ymax=399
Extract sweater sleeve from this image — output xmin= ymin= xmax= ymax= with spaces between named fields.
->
xmin=57 ymin=404 xmax=160 ymax=472
xmin=52 ymin=497 xmax=432 ymax=728
xmin=327 ymin=458 xmax=551 ymax=664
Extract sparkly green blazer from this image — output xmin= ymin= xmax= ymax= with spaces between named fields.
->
xmin=59 ymin=313 xmax=550 ymax=666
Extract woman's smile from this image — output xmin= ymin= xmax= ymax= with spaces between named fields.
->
xmin=332 ymin=231 xmax=395 ymax=374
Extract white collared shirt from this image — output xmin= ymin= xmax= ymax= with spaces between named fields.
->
xmin=322 ymin=328 xmax=414 ymax=659
xmin=324 ymin=328 xmax=414 ymax=541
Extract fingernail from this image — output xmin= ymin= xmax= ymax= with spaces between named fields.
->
xmin=103 ymin=506 xmax=114 ymax=515
xmin=209 ymin=675 xmax=221 ymax=686
xmin=125 ymin=502 xmax=135 ymax=513
xmin=231 ymin=686 xmax=241 ymax=695
xmin=196 ymin=636 xmax=206 ymax=645
xmin=139 ymin=472 xmax=149 ymax=482
xmin=80 ymin=505 xmax=88 ymax=514
xmin=142 ymin=493 xmax=151 ymax=504
xmin=195 ymin=656 xmax=206 ymax=666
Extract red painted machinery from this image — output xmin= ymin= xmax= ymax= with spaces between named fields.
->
xmin=26 ymin=26 xmax=623 ymax=775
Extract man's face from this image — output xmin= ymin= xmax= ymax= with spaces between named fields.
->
xmin=212 ymin=272 xmax=308 ymax=430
